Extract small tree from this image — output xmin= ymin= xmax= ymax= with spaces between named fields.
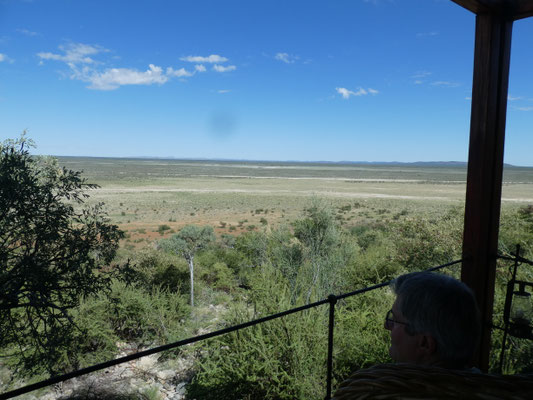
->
xmin=293 ymin=198 xmax=340 ymax=302
xmin=0 ymin=134 xmax=124 ymax=375
xmin=160 ymin=225 xmax=215 ymax=307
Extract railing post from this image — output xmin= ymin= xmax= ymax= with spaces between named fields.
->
xmin=498 ymin=244 xmax=521 ymax=373
xmin=325 ymin=294 xmax=337 ymax=400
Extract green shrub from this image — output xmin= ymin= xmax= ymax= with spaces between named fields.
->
xmin=157 ymin=224 xmax=171 ymax=235
xmin=105 ymin=281 xmax=189 ymax=343
xmin=72 ymin=295 xmax=120 ymax=368
xmin=334 ymin=290 xmax=393 ymax=382
xmin=129 ymin=248 xmax=189 ymax=293
xmin=390 ymin=209 xmax=462 ymax=270
xmin=199 ymin=261 xmax=237 ymax=292
xmin=188 ymin=265 xmax=329 ymax=400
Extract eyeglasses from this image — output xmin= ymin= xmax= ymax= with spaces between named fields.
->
xmin=385 ymin=309 xmax=410 ymax=330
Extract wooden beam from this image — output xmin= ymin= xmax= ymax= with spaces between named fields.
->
xmin=513 ymin=0 xmax=533 ymax=20
xmin=461 ymin=13 xmax=513 ymax=371
xmin=451 ymin=0 xmax=492 ymax=14
xmin=451 ymin=0 xmax=533 ymax=20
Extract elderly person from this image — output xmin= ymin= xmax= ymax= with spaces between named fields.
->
xmin=384 ymin=272 xmax=481 ymax=369
xmin=332 ymin=273 xmax=533 ymax=399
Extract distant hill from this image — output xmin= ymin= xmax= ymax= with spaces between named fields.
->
xmin=53 ymin=155 xmax=524 ymax=168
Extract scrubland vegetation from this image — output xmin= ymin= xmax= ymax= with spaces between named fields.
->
xmin=2 ymin=148 xmax=533 ymax=399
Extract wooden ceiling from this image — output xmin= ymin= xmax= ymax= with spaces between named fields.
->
xmin=451 ymin=0 xmax=533 ymax=20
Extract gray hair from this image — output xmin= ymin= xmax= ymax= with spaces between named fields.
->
xmin=392 ymin=272 xmax=481 ymax=368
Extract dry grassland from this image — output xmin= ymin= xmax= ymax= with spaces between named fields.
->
xmin=57 ymin=157 xmax=533 ymax=248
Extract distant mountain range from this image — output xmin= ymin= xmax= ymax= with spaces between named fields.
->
xmin=57 ymin=155 xmax=522 ymax=168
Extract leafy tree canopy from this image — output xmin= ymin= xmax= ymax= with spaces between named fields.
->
xmin=0 ymin=133 xmax=124 ymax=375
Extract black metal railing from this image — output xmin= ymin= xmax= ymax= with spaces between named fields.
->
xmin=1 ymin=259 xmax=463 ymax=400
xmin=495 ymin=245 xmax=533 ymax=373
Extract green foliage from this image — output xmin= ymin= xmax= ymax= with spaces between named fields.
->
xmin=334 ymin=292 xmax=392 ymax=380
xmin=157 ymin=224 xmax=171 ymax=235
xmin=499 ymin=205 xmax=533 ymax=258
xmin=127 ymin=248 xmax=189 ymax=293
xmin=292 ymin=198 xmax=344 ymax=302
xmin=159 ymin=225 xmax=216 ymax=306
xmin=105 ymin=281 xmax=189 ymax=343
xmin=343 ymin=229 xmax=403 ymax=289
xmin=220 ymin=233 xmax=236 ymax=248
xmin=71 ymin=281 xmax=189 ymax=369
xmin=188 ymin=264 xmax=329 ymax=400
xmin=71 ymin=293 xmax=120 ymax=368
xmin=0 ymin=134 xmax=124 ymax=376
xmin=199 ymin=261 xmax=237 ymax=292
xmin=266 ymin=225 xmax=303 ymax=294
xmin=390 ymin=208 xmax=463 ymax=270
xmin=293 ymin=199 xmax=339 ymax=258
xmin=235 ymin=230 xmax=269 ymax=268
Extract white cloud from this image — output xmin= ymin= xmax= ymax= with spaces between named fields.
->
xmin=218 ymin=90 xmax=230 ymax=94
xmin=180 ymin=54 xmax=228 ymax=63
xmin=412 ymin=71 xmax=432 ymax=79
xmin=516 ymin=106 xmax=533 ymax=111
xmin=336 ymin=87 xmax=378 ymax=99
xmin=431 ymin=81 xmax=460 ymax=87
xmin=0 ymin=53 xmax=13 ymax=63
xmin=38 ymin=43 xmax=236 ymax=90
xmin=213 ymin=64 xmax=236 ymax=72
xmin=71 ymin=64 xmax=168 ymax=90
xmin=17 ymin=28 xmax=39 ymax=37
xmin=336 ymin=88 xmax=354 ymax=99
xmin=37 ymin=43 xmax=107 ymax=64
xmin=508 ymin=95 xmax=523 ymax=101
xmin=166 ymin=67 xmax=193 ymax=77
xmin=275 ymin=52 xmax=299 ymax=64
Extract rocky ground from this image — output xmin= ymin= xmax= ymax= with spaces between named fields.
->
xmin=5 ymin=304 xmax=228 ymax=400
xmin=21 ymin=347 xmax=194 ymax=400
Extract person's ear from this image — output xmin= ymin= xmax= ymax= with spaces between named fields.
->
xmin=418 ymin=334 xmax=437 ymax=356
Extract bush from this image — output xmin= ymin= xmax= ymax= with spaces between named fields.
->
xmin=128 ymin=248 xmax=189 ymax=293
xmin=188 ymin=265 xmax=329 ymax=400
xmin=71 ymin=295 xmax=120 ymax=369
xmin=157 ymin=224 xmax=171 ymax=235
xmin=390 ymin=209 xmax=462 ymax=270
xmin=104 ymin=281 xmax=189 ymax=344
xmin=199 ymin=261 xmax=237 ymax=292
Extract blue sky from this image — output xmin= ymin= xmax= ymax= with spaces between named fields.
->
xmin=1 ymin=0 xmax=532 ymax=165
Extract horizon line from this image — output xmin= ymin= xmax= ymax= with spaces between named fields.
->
xmin=46 ymin=154 xmax=532 ymax=168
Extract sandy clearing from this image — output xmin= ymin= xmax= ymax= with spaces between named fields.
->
xmin=174 ymin=175 xmax=467 ymax=183
xmin=93 ymin=187 xmax=533 ymax=202
xmin=94 ymin=187 xmax=457 ymax=201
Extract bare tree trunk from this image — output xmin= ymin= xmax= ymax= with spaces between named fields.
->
xmin=188 ymin=256 xmax=194 ymax=307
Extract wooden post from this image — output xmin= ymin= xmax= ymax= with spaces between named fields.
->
xmin=461 ymin=13 xmax=513 ymax=371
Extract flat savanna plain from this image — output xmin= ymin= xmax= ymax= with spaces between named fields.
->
xmin=57 ymin=157 xmax=533 ymax=246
